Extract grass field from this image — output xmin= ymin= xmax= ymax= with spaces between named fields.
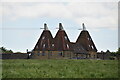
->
xmin=2 ymin=59 xmax=118 ymax=78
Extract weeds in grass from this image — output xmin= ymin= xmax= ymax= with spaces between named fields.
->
xmin=2 ymin=59 xmax=118 ymax=78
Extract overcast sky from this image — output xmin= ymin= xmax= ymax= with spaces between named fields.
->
xmin=0 ymin=0 xmax=119 ymax=52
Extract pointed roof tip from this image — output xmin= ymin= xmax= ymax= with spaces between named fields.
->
xmin=59 ymin=23 xmax=64 ymax=30
xmin=82 ymin=23 xmax=87 ymax=31
xmin=44 ymin=23 xmax=48 ymax=30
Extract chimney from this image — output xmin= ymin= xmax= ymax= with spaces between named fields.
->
xmin=59 ymin=23 xmax=64 ymax=30
xmin=44 ymin=23 xmax=48 ymax=30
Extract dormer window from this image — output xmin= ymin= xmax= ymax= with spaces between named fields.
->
xmin=65 ymin=36 xmax=67 ymax=40
xmin=52 ymin=44 xmax=54 ymax=47
xmin=88 ymin=45 xmax=91 ymax=47
xmin=43 ymin=44 xmax=45 ymax=48
xmin=91 ymin=45 xmax=94 ymax=49
xmin=88 ymin=37 xmax=89 ymax=40
xmin=42 ymin=36 xmax=45 ymax=39
xmin=67 ymin=44 xmax=69 ymax=49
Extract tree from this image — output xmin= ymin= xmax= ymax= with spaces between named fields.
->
xmin=116 ymin=48 xmax=120 ymax=54
xmin=0 ymin=47 xmax=7 ymax=52
xmin=115 ymin=48 xmax=120 ymax=60
xmin=0 ymin=47 xmax=13 ymax=53
xmin=106 ymin=50 xmax=110 ymax=53
xmin=116 ymin=47 xmax=120 ymax=54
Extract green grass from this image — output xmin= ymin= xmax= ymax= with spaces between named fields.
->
xmin=2 ymin=59 xmax=118 ymax=78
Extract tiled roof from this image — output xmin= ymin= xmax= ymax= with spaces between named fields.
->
xmin=33 ymin=24 xmax=54 ymax=51
xmin=33 ymin=23 xmax=97 ymax=53
xmin=53 ymin=23 xmax=72 ymax=51
xmin=76 ymin=30 xmax=97 ymax=52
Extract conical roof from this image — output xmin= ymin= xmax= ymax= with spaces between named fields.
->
xmin=33 ymin=23 xmax=54 ymax=51
xmin=53 ymin=23 xmax=72 ymax=51
xmin=76 ymin=24 xmax=97 ymax=52
xmin=71 ymin=43 xmax=88 ymax=54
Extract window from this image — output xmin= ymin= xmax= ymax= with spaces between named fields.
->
xmin=87 ymin=37 xmax=89 ymax=40
xmin=67 ymin=44 xmax=69 ymax=49
xmin=42 ymin=36 xmax=45 ymax=39
xmin=89 ymin=45 xmax=91 ymax=47
xmin=88 ymin=37 xmax=91 ymax=40
xmin=92 ymin=45 xmax=94 ymax=49
xmin=65 ymin=36 xmax=67 ymax=40
xmin=43 ymin=44 xmax=45 ymax=48
xmin=52 ymin=44 xmax=54 ymax=47
xmin=29 ymin=53 xmax=31 ymax=56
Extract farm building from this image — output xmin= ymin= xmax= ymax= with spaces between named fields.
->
xmin=30 ymin=23 xmax=97 ymax=59
xmin=74 ymin=23 xmax=97 ymax=59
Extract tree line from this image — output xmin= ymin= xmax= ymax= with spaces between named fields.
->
xmin=0 ymin=47 xmax=21 ymax=53
xmin=0 ymin=46 xmax=120 ymax=54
